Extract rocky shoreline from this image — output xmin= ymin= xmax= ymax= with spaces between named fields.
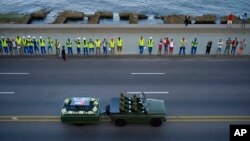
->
xmin=0 ymin=10 xmax=249 ymax=24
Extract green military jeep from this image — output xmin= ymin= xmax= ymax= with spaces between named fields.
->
xmin=106 ymin=93 xmax=166 ymax=127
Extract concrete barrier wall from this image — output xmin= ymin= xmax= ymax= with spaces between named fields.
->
xmin=0 ymin=24 xmax=249 ymax=55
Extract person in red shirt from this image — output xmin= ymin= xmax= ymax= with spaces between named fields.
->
xmin=163 ymin=37 xmax=170 ymax=55
xmin=227 ymin=13 xmax=234 ymax=28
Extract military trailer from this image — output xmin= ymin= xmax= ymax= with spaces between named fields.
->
xmin=60 ymin=93 xmax=166 ymax=127
xmin=60 ymin=97 xmax=100 ymax=123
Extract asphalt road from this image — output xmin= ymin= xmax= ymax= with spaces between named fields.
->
xmin=0 ymin=56 xmax=250 ymax=141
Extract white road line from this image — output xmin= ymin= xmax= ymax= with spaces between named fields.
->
xmin=131 ymin=73 xmax=166 ymax=75
xmin=127 ymin=91 xmax=169 ymax=94
xmin=0 ymin=92 xmax=15 ymax=95
xmin=0 ymin=73 xmax=30 ymax=75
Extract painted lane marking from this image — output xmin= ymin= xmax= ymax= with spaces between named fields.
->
xmin=131 ymin=73 xmax=166 ymax=75
xmin=0 ymin=73 xmax=30 ymax=75
xmin=11 ymin=117 xmax=18 ymax=120
xmin=126 ymin=91 xmax=169 ymax=94
xmin=0 ymin=92 xmax=15 ymax=95
xmin=0 ymin=116 xmax=249 ymax=122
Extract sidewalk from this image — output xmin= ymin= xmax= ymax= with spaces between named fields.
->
xmin=1 ymin=24 xmax=249 ymax=55
xmin=1 ymin=54 xmax=250 ymax=60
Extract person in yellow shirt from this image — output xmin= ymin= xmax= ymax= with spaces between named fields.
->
xmin=47 ymin=37 xmax=53 ymax=54
xmin=179 ymin=37 xmax=187 ymax=55
xmin=88 ymin=38 xmax=95 ymax=55
xmin=138 ymin=36 xmax=145 ymax=54
xmin=95 ymin=38 xmax=101 ymax=55
xmin=117 ymin=37 xmax=123 ymax=55
xmin=74 ymin=37 xmax=81 ymax=55
xmin=109 ymin=38 xmax=115 ymax=55
xmin=66 ymin=38 xmax=73 ymax=55
xmin=82 ymin=37 xmax=88 ymax=55
xmin=147 ymin=37 xmax=154 ymax=55
xmin=1 ymin=37 xmax=8 ymax=54
xmin=21 ymin=36 xmax=28 ymax=55
xmin=39 ymin=36 xmax=46 ymax=55
xmin=54 ymin=39 xmax=60 ymax=56
xmin=16 ymin=36 xmax=22 ymax=55
xmin=27 ymin=35 xmax=34 ymax=55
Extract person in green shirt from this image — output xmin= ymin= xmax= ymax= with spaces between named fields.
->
xmin=82 ymin=37 xmax=88 ymax=55
xmin=117 ymin=37 xmax=123 ymax=55
xmin=66 ymin=38 xmax=73 ymax=55
xmin=191 ymin=38 xmax=198 ymax=55
xmin=147 ymin=37 xmax=154 ymax=55
xmin=47 ymin=37 xmax=53 ymax=55
xmin=88 ymin=38 xmax=95 ymax=55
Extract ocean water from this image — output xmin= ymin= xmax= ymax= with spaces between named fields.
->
xmin=0 ymin=0 xmax=249 ymax=23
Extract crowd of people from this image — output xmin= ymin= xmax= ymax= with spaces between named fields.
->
xmin=0 ymin=35 xmax=247 ymax=57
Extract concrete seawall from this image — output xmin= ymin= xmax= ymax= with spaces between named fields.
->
xmin=0 ymin=24 xmax=249 ymax=55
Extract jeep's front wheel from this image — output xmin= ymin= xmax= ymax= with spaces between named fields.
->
xmin=150 ymin=118 xmax=162 ymax=127
xmin=115 ymin=119 xmax=126 ymax=127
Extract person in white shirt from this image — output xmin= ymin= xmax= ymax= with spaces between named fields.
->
xmin=217 ymin=39 xmax=223 ymax=55
xmin=169 ymin=39 xmax=174 ymax=55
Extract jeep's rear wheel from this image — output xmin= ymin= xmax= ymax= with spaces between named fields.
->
xmin=115 ymin=119 xmax=126 ymax=127
xmin=150 ymin=118 xmax=162 ymax=127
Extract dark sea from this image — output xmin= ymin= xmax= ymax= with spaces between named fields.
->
xmin=0 ymin=0 xmax=249 ymax=24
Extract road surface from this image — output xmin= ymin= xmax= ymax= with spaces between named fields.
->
xmin=0 ymin=56 xmax=250 ymax=141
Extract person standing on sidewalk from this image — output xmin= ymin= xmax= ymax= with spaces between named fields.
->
xmin=21 ymin=36 xmax=27 ymax=55
xmin=55 ymin=39 xmax=60 ymax=57
xmin=179 ymin=37 xmax=187 ymax=55
xmin=7 ymin=38 xmax=13 ymax=55
xmin=238 ymin=39 xmax=246 ymax=55
xmin=66 ymin=38 xmax=73 ymax=55
xmin=117 ymin=37 xmax=123 ymax=55
xmin=205 ymin=40 xmax=212 ymax=55
xmin=74 ymin=37 xmax=81 ymax=55
xmin=241 ymin=13 xmax=247 ymax=28
xmin=88 ymin=38 xmax=95 ymax=55
xmin=24 ymin=35 xmax=31 ymax=55
xmin=0 ymin=38 xmax=2 ymax=55
xmin=138 ymin=36 xmax=145 ymax=55
xmin=33 ymin=36 xmax=39 ymax=55
xmin=191 ymin=38 xmax=198 ymax=55
xmin=27 ymin=35 xmax=33 ymax=55
xmin=101 ymin=38 xmax=108 ymax=55
xmin=39 ymin=36 xmax=46 ymax=55
xmin=227 ymin=13 xmax=234 ymax=28
xmin=224 ymin=38 xmax=231 ymax=55
xmin=12 ymin=39 xmax=17 ymax=55
xmin=61 ymin=46 xmax=66 ymax=61
xmin=47 ymin=37 xmax=53 ymax=55
xmin=16 ymin=36 xmax=22 ymax=55
xmin=1 ymin=37 xmax=8 ymax=55
xmin=95 ymin=38 xmax=101 ymax=55
xmin=109 ymin=38 xmax=115 ymax=55
xmin=147 ymin=37 xmax=154 ymax=55
xmin=163 ymin=37 xmax=170 ymax=55
xmin=158 ymin=39 xmax=163 ymax=55
xmin=217 ymin=39 xmax=223 ymax=55
xmin=169 ymin=39 xmax=174 ymax=55
xmin=82 ymin=37 xmax=88 ymax=55
xmin=231 ymin=38 xmax=238 ymax=55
